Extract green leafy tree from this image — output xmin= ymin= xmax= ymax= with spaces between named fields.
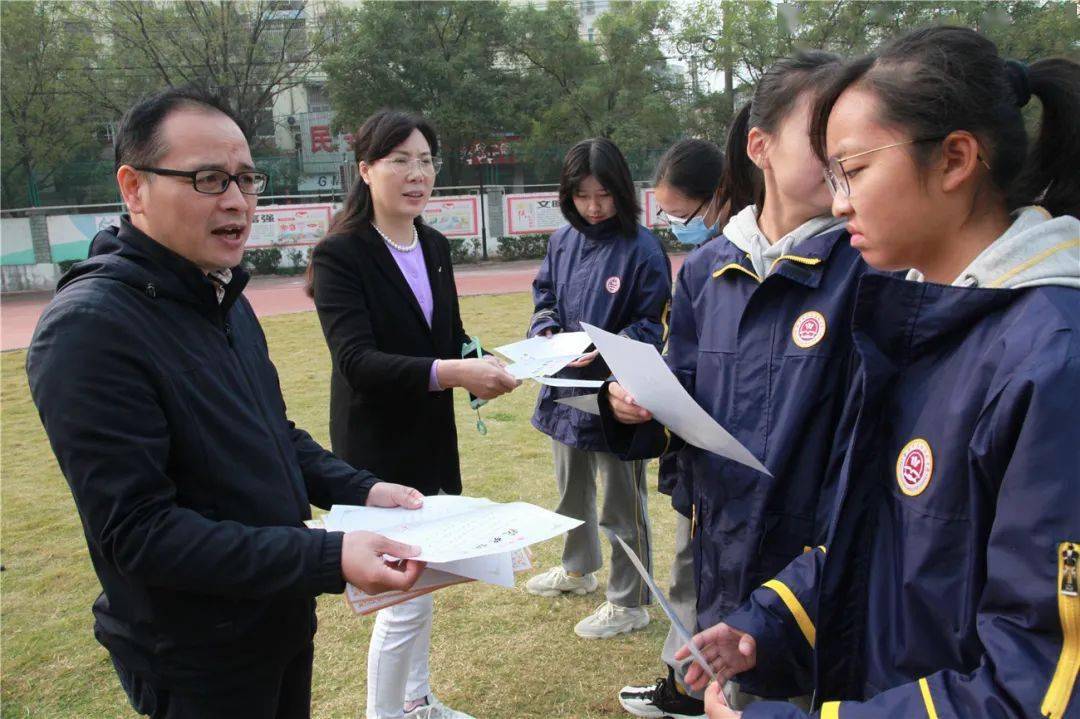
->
xmin=0 ymin=1 xmax=102 ymax=208
xmin=320 ymin=1 xmax=516 ymax=185
xmin=505 ymin=0 xmax=686 ymax=177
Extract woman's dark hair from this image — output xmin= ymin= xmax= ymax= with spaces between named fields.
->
xmin=558 ymin=138 xmax=640 ymax=237
xmin=718 ymin=50 xmax=842 ymax=215
xmin=305 ymin=110 xmax=438 ymax=296
xmin=809 ymin=26 xmax=1080 ymax=218
xmin=654 ymin=138 xmax=725 ymax=201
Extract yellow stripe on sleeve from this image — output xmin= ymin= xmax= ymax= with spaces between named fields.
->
xmin=918 ymin=677 xmax=940 ymax=719
xmin=820 ymin=700 xmax=841 ymax=719
xmin=761 ymin=579 xmax=816 ymax=647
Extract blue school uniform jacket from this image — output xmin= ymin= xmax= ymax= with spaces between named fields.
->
xmin=723 ymin=260 xmax=1080 ymax=717
xmin=599 ymin=226 xmax=869 ymax=632
xmin=529 ymin=220 xmax=671 ymax=451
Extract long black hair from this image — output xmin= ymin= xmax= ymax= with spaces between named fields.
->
xmin=306 ymin=110 xmax=438 ymax=296
xmin=810 ymin=26 xmax=1080 ymax=218
xmin=558 ymin=138 xmax=640 ymax=237
xmin=718 ymin=50 xmax=842 ymax=216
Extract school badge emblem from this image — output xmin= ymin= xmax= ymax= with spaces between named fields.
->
xmin=791 ymin=311 xmax=827 ymax=348
xmin=896 ymin=438 xmax=934 ymax=496
xmin=605 ymin=276 xmax=621 ymax=294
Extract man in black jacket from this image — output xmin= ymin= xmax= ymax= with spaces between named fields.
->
xmin=26 ymin=87 xmax=425 ymax=718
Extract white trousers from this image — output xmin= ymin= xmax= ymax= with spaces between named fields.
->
xmin=366 ymin=593 xmax=434 ymax=719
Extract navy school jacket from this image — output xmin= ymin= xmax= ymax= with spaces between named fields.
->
xmin=529 ymin=220 xmax=672 ymax=450
xmin=599 ymin=227 xmax=870 ymax=631
xmin=724 ymin=273 xmax=1080 ymax=718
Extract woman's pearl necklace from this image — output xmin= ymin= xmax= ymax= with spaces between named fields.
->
xmin=373 ymin=223 xmax=419 ymax=252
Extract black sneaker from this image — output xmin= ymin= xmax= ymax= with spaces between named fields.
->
xmin=618 ymin=668 xmax=705 ymax=718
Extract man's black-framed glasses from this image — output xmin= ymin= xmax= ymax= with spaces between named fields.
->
xmin=133 ymin=166 xmax=270 ymax=196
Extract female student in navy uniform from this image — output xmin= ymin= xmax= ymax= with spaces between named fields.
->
xmin=603 ymin=51 xmax=873 ymax=715
xmin=677 ymin=27 xmax=1080 ymax=719
xmin=616 ymin=138 xmax=727 ymax=718
xmin=524 ymin=138 xmax=673 ymax=640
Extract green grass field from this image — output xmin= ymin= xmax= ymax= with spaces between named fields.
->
xmin=1 ymin=293 xmax=679 ymax=718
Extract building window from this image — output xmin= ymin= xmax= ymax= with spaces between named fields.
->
xmin=253 ymin=103 xmax=276 ymax=138
xmin=584 ymin=0 xmax=595 ymax=15
xmin=306 ymin=84 xmax=331 ymax=114
xmin=587 ymin=27 xmax=594 ymax=42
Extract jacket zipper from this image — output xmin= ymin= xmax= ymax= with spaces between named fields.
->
xmin=1042 ymin=541 xmax=1079 ymax=718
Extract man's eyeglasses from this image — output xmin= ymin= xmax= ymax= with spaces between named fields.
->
xmin=133 ymin=166 xmax=269 ymax=195
xmin=824 ymin=137 xmax=991 ymax=200
xmin=380 ymin=156 xmax=444 ymax=178
xmin=656 ymin=196 xmax=709 ymax=227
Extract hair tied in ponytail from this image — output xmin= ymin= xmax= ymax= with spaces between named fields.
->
xmin=1005 ymin=59 xmax=1032 ymax=107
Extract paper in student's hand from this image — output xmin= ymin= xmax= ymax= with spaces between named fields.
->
xmin=580 ymin=323 xmax=771 ymax=476
xmin=614 ymin=535 xmax=717 ymax=683
xmin=555 ymin=393 xmax=601 ymax=415
xmin=535 ymin=376 xmax=603 ymax=388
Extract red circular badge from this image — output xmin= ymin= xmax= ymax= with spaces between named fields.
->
xmin=605 ymin=276 xmax=621 ymax=294
xmin=791 ymin=311 xmax=827 ymax=348
xmin=896 ymin=438 xmax=934 ymax=496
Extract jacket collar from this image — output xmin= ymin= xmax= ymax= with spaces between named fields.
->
xmin=852 ymin=272 xmax=1017 ymax=362
xmin=710 ymin=227 xmax=849 ymax=288
xmin=118 ymin=217 xmax=249 ymax=315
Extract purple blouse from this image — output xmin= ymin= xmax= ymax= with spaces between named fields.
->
xmin=385 ymin=241 xmax=442 ymax=391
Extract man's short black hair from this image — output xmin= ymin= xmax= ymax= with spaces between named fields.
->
xmin=113 ymin=85 xmax=248 ymax=172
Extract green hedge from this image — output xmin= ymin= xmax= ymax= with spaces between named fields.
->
xmin=496 ymin=233 xmax=549 ymax=260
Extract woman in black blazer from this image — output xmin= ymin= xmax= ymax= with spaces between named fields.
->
xmin=308 ymin=111 xmax=517 ymax=719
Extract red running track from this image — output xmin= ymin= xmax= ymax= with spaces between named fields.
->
xmin=1 ymin=255 xmax=686 ymax=352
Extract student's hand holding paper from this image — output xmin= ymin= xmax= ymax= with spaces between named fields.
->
xmin=676 ymin=622 xmax=757 ymax=692
xmin=704 ymin=681 xmax=742 ymax=718
xmin=566 ymin=349 xmax=599 ymax=367
xmin=340 ymin=531 xmax=425 ymax=595
xmin=607 ymin=381 xmax=653 ymax=424
xmin=366 ymin=482 xmax=424 ymax=509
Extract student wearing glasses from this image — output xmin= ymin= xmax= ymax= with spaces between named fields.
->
xmin=603 ymin=51 xmax=875 ymax=716
xmin=524 ymin=138 xmax=672 ymax=640
xmin=308 ymin=110 xmax=517 ymax=719
xmin=678 ymin=27 xmax=1080 ymax=719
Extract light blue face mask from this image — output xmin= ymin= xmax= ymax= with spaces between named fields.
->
xmin=670 ymin=214 xmax=720 ymax=247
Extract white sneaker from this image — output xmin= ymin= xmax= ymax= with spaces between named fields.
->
xmin=525 ymin=566 xmax=599 ymax=597
xmin=574 ymin=601 xmax=650 ymax=639
xmin=403 ymin=695 xmax=475 ymax=719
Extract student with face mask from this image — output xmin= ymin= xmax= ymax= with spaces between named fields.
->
xmin=524 ymin=138 xmax=673 ymax=641
xmin=604 ymin=51 xmax=873 ymax=717
xmin=677 ymin=27 xmax=1080 ymax=719
xmin=614 ymin=138 xmax=726 ymax=718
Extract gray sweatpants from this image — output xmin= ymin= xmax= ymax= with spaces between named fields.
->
xmin=551 ymin=439 xmax=652 ymax=608
xmin=659 ymin=511 xmax=702 ymax=698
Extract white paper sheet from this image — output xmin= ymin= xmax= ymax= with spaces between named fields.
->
xmin=343 ymin=549 xmax=533 ymax=615
xmin=615 ymin=536 xmax=717 ymax=682
xmin=535 ymin=377 xmax=604 ymax=388
xmin=326 ymin=496 xmax=583 ymax=563
xmin=494 ymin=332 xmax=594 ymax=383
xmin=494 ymin=332 xmax=592 ymax=363
xmin=580 ymin=322 xmax=771 ymax=475
xmin=555 ymin=393 xmax=601 ymax=415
